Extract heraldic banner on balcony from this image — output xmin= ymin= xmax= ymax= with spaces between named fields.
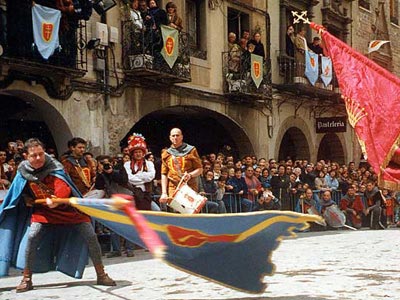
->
xmin=305 ymin=50 xmax=319 ymax=86
xmin=161 ymin=25 xmax=179 ymax=69
xmin=32 ymin=3 xmax=61 ymax=60
xmin=251 ymin=54 xmax=263 ymax=88
xmin=321 ymin=56 xmax=332 ymax=87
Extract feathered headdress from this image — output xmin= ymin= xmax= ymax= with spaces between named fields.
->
xmin=127 ymin=133 xmax=147 ymax=153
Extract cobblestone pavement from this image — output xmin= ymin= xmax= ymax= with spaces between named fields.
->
xmin=0 ymin=228 xmax=399 ymax=300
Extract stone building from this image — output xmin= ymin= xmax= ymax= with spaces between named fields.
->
xmin=0 ymin=0 xmax=398 ymax=164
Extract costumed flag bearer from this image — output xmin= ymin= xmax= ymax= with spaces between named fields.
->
xmin=0 ymin=138 xmax=115 ymax=293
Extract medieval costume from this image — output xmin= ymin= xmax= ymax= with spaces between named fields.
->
xmin=365 ymin=188 xmax=387 ymax=230
xmin=62 ymin=155 xmax=95 ymax=195
xmin=340 ymin=193 xmax=364 ymax=229
xmin=0 ymin=153 xmax=115 ymax=292
xmin=161 ymin=142 xmax=202 ymax=196
xmin=124 ymin=134 xmax=155 ymax=210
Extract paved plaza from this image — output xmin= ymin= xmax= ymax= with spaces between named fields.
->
xmin=0 ymin=228 xmax=399 ymax=300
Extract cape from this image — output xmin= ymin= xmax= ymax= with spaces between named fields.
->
xmin=0 ymin=169 xmax=88 ymax=278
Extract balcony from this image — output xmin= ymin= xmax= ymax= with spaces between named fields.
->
xmin=222 ymin=51 xmax=272 ymax=102
xmin=122 ymin=21 xmax=191 ymax=85
xmin=275 ymin=51 xmax=341 ymax=99
xmin=0 ymin=15 xmax=87 ymax=99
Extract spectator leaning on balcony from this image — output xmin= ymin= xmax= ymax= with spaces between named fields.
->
xmin=285 ymin=25 xmax=295 ymax=57
xmin=294 ymin=27 xmax=307 ymax=76
xmin=247 ymin=31 xmax=265 ymax=59
xmin=130 ymin=0 xmax=144 ymax=31
xmin=227 ymin=32 xmax=242 ymax=74
xmin=166 ymin=1 xmax=182 ymax=31
xmin=308 ymin=36 xmax=324 ymax=55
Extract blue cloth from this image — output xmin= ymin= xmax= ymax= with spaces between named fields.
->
xmin=73 ymin=202 xmax=318 ymax=294
xmin=0 ymin=170 xmax=88 ymax=278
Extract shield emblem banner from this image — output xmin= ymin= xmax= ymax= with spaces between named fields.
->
xmin=305 ymin=50 xmax=319 ymax=86
xmin=42 ymin=23 xmax=54 ymax=42
xmin=161 ymin=25 xmax=179 ymax=69
xmin=321 ymin=56 xmax=333 ymax=87
xmin=250 ymin=54 xmax=263 ymax=88
xmin=32 ymin=4 xmax=61 ymax=60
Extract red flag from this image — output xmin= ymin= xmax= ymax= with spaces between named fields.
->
xmin=310 ymin=22 xmax=400 ymax=189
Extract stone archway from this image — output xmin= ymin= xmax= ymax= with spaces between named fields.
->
xmin=278 ymin=127 xmax=310 ymax=161
xmin=0 ymin=90 xmax=73 ymax=155
xmin=317 ymin=133 xmax=345 ymax=164
xmin=120 ymin=105 xmax=254 ymax=159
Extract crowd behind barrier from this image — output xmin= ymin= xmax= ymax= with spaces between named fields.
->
xmin=2 ymin=137 xmax=400 ymax=256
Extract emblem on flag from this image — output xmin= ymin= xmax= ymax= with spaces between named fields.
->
xmin=164 ymin=36 xmax=175 ymax=56
xmin=42 ymin=22 xmax=54 ymax=42
xmin=305 ymin=50 xmax=319 ymax=86
xmin=161 ymin=25 xmax=179 ymax=68
xmin=32 ymin=4 xmax=61 ymax=60
xmin=250 ymin=54 xmax=263 ymax=88
xmin=253 ymin=61 xmax=261 ymax=78
xmin=367 ymin=40 xmax=390 ymax=54
xmin=320 ymin=56 xmax=332 ymax=87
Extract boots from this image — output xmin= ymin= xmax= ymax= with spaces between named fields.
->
xmin=94 ymin=264 xmax=116 ymax=286
xmin=16 ymin=269 xmax=33 ymax=293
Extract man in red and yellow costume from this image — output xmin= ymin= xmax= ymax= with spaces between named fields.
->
xmin=62 ymin=137 xmax=95 ymax=195
xmin=159 ymin=128 xmax=203 ymax=203
xmin=339 ymin=185 xmax=364 ymax=229
xmin=0 ymin=138 xmax=115 ymax=293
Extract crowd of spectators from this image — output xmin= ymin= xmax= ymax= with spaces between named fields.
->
xmin=2 ymin=138 xmax=399 ymax=250
xmin=194 ymin=152 xmax=399 ymax=230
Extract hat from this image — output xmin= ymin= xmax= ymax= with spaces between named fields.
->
xmin=127 ymin=133 xmax=147 ymax=153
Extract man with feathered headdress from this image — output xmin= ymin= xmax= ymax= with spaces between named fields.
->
xmin=123 ymin=133 xmax=155 ymax=210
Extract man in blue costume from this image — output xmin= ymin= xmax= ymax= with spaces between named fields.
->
xmin=0 ymin=138 xmax=115 ymax=293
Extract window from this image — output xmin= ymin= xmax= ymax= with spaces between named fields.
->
xmin=390 ymin=0 xmax=399 ymax=25
xmin=359 ymin=0 xmax=370 ymax=11
xmin=227 ymin=8 xmax=249 ymax=40
xmin=185 ymin=0 xmax=207 ymax=59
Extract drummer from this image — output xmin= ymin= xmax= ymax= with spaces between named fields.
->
xmin=159 ymin=128 xmax=203 ymax=204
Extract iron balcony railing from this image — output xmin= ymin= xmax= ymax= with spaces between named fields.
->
xmin=222 ymin=51 xmax=271 ymax=98
xmin=1 ymin=20 xmax=87 ymax=72
xmin=121 ymin=21 xmax=191 ymax=82
xmin=276 ymin=50 xmax=340 ymax=93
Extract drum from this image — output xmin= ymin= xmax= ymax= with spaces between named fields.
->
xmin=168 ymin=183 xmax=207 ymax=214
xmin=84 ymin=189 xmax=106 ymax=199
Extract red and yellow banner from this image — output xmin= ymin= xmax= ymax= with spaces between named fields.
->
xmin=311 ymin=22 xmax=400 ymax=188
xmin=161 ymin=25 xmax=179 ymax=69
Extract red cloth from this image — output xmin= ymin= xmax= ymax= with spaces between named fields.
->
xmin=31 ymin=175 xmax=90 ymax=224
xmin=311 ymin=22 xmax=400 ymax=187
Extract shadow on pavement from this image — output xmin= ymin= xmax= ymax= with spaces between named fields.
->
xmin=0 ymin=279 xmax=132 ymax=294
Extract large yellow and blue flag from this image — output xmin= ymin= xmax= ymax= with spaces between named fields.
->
xmin=71 ymin=198 xmax=320 ymax=294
